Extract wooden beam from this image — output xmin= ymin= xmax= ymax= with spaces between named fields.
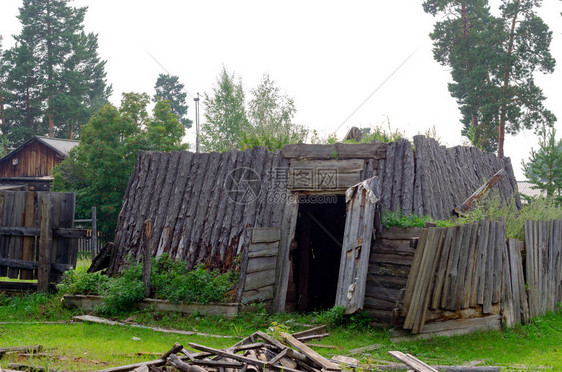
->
xmin=37 ymin=194 xmax=52 ymax=293
xmin=388 ymin=351 xmax=438 ymax=372
xmin=454 ymin=169 xmax=507 ymax=215
xmin=0 ymin=258 xmax=73 ymax=273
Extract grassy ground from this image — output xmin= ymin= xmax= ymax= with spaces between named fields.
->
xmin=1 ymin=293 xmax=562 ymax=371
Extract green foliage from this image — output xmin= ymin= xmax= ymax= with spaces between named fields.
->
xmin=522 ymin=126 xmax=562 ymax=199
xmin=151 ymin=255 xmax=238 ymax=304
xmin=153 ymin=73 xmax=192 ymax=129
xmin=52 ymin=93 xmax=187 ymax=240
xmin=424 ymin=0 xmax=556 ymax=156
xmin=1 ymin=0 xmax=111 ymax=145
xmin=201 ymin=67 xmax=249 ymax=152
xmin=202 ymin=69 xmax=311 ymax=152
xmin=57 ymin=254 xmax=238 ymax=315
xmin=314 ymin=305 xmax=371 ymax=330
xmin=454 ymin=193 xmax=562 ymax=240
xmin=58 ymin=266 xmax=111 ymax=296
xmin=382 ymin=210 xmax=433 ymax=228
xmin=100 ymin=261 xmax=145 ymax=315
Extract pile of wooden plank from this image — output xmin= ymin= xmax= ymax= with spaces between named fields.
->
xmin=90 ymin=327 xmax=340 ymax=372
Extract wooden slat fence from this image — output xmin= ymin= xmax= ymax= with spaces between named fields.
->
xmin=524 ymin=220 xmax=562 ymax=319
xmin=0 ymin=191 xmax=87 ymax=291
xmin=402 ymin=221 xmax=506 ymax=334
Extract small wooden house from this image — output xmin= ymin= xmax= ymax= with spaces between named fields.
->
xmin=107 ymin=136 xmax=520 ymax=322
xmin=0 ymin=136 xmax=79 ymax=191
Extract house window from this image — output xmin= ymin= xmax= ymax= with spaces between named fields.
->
xmin=12 ymin=159 xmax=18 ymax=165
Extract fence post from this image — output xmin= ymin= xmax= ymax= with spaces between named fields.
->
xmin=143 ymin=219 xmax=152 ymax=298
xmin=91 ymin=206 xmax=97 ymax=259
xmin=38 ymin=194 xmax=52 ymax=293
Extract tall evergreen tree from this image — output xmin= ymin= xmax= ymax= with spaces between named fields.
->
xmin=153 ymin=74 xmax=192 ymax=129
xmin=424 ymin=0 xmax=556 ymax=157
xmin=2 ymin=0 xmax=110 ymax=146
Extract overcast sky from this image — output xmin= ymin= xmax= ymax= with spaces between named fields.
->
xmin=1 ymin=1 xmax=561 ymax=179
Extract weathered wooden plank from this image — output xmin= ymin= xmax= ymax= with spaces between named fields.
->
xmin=241 ymin=284 xmax=274 ymax=304
xmin=37 ymin=194 xmax=52 ymax=293
xmin=388 ymin=351 xmax=438 ymax=372
xmin=453 ymin=224 xmax=473 ymax=310
xmin=244 ymin=269 xmax=276 ymax=292
xmin=507 ymin=239 xmax=522 ymax=326
xmin=251 ymin=228 xmax=281 ymax=244
xmin=378 ymin=227 xmax=422 ymax=240
xmin=402 ymin=228 xmax=429 ymax=317
xmin=280 ymin=332 xmax=341 ymax=371
xmin=420 ymin=315 xmax=502 ymax=335
xmin=248 ymin=241 xmax=278 ymax=257
xmin=20 ymin=191 xmax=36 ymax=280
xmin=282 ymin=143 xmax=387 ymax=160
xmin=0 ymin=258 xmax=72 ymax=273
xmin=492 ymin=220 xmax=505 ymax=304
xmin=442 ymin=225 xmax=464 ymax=310
xmin=7 ymin=191 xmax=24 ymax=278
xmin=462 ymin=223 xmax=479 ymax=309
xmin=483 ymin=221 xmax=496 ymax=314
xmin=246 ymin=255 xmax=277 ymax=274
xmin=372 ymin=238 xmax=417 ymax=256
xmin=501 ymin=241 xmax=516 ymax=328
xmin=369 ymin=253 xmax=414 ymax=266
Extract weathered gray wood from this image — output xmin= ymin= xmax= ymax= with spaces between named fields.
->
xmin=462 ymin=223 xmax=479 ymax=309
xmin=143 ymin=219 xmax=152 ymax=298
xmin=388 ymin=351 xmax=438 ymax=372
xmin=282 ymin=143 xmax=387 ymax=160
xmin=0 ymin=258 xmax=72 ymax=273
xmin=280 ymin=333 xmax=341 ymax=371
xmin=378 ymin=227 xmax=422 ymax=240
xmin=453 ymin=224 xmax=474 ymax=310
xmin=402 ymin=229 xmax=429 ymax=317
xmin=251 ymin=228 xmax=281 ymax=244
xmin=241 ymin=284 xmax=274 ymax=304
xmin=20 ymin=191 xmax=36 ymax=280
xmin=443 ymin=225 xmax=464 ymax=310
xmin=501 ymin=241 xmax=516 ymax=328
xmin=492 ymin=221 xmax=505 ymax=305
xmin=37 ymin=194 xmax=52 ymax=293
xmin=335 ymin=177 xmax=380 ymax=313
xmin=244 ymin=269 xmax=276 ymax=291
xmin=420 ymin=315 xmax=501 ymax=334
xmin=454 ymin=169 xmax=507 ymax=214
xmin=246 ymin=256 xmax=277 ymax=274
xmin=483 ymin=221 xmax=496 ymax=314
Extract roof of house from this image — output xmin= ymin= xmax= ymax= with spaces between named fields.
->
xmin=517 ymin=181 xmax=544 ymax=198
xmin=0 ymin=136 xmax=79 ymax=162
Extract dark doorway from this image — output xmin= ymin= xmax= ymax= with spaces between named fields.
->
xmin=286 ymin=195 xmax=347 ymax=312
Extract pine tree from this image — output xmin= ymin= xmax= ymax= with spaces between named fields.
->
xmin=153 ymin=74 xmax=192 ymax=129
xmin=522 ymin=126 xmax=562 ymax=199
xmin=3 ymin=0 xmax=111 ymax=145
xmin=424 ymin=0 xmax=556 ymax=157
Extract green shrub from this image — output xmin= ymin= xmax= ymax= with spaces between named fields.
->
xmin=58 ymin=267 xmax=111 ymax=295
xmin=58 ymin=254 xmax=238 ymax=314
xmin=381 ymin=210 xmax=443 ymax=228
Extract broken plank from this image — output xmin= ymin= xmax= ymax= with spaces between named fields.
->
xmin=280 ymin=332 xmax=341 ymax=371
xmin=388 ymin=351 xmax=438 ymax=372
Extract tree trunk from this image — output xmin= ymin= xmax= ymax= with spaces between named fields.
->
xmin=498 ymin=7 xmax=519 ymax=159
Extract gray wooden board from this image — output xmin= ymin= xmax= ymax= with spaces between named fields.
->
xmin=402 ymin=228 xmax=429 ymax=317
xmin=246 ymin=255 xmax=277 ymax=274
xmin=282 ymin=143 xmax=387 ymax=160
xmin=483 ymin=221 xmax=496 ymax=314
xmin=244 ymin=269 xmax=276 ymax=292
xmin=251 ymin=228 xmax=281 ymax=244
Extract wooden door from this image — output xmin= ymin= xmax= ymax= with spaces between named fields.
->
xmin=335 ymin=176 xmax=380 ymax=313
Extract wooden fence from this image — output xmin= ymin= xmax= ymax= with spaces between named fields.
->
xmin=0 ymin=191 xmax=87 ymax=292
xmin=524 ymin=220 xmax=562 ymax=318
xmin=401 ymin=219 xmax=562 ymax=335
xmin=402 ymin=221 xmax=505 ymax=334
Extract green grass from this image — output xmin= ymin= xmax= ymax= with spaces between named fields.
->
xmin=1 ymin=293 xmax=562 ymax=371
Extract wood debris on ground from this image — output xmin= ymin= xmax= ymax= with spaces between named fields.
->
xmin=89 ymin=328 xmax=342 ymax=372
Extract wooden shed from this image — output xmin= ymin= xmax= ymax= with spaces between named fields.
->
xmin=0 ymin=136 xmax=78 ymax=190
xmin=107 ymin=136 xmax=521 ymax=319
